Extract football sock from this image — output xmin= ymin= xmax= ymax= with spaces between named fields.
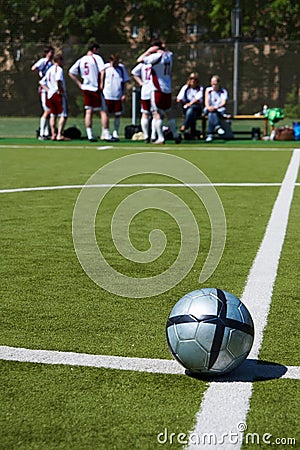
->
xmin=114 ymin=117 xmax=120 ymax=134
xmin=40 ymin=117 xmax=46 ymax=137
xmin=154 ymin=118 xmax=164 ymax=141
xmin=141 ymin=117 xmax=149 ymax=139
xmin=86 ymin=127 xmax=93 ymax=140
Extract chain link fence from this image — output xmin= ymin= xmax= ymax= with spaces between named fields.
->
xmin=0 ymin=41 xmax=299 ymax=118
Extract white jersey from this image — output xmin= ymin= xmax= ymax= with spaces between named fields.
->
xmin=40 ymin=64 xmax=66 ymax=99
xmin=131 ymin=62 xmax=153 ymax=100
xmin=33 ymin=57 xmax=53 ymax=79
xmin=177 ymin=85 xmax=203 ymax=103
xmin=69 ymin=54 xmax=104 ymax=91
xmin=205 ymin=86 xmax=228 ymax=110
xmin=102 ymin=63 xmax=130 ymax=100
xmin=143 ymin=51 xmax=173 ymax=94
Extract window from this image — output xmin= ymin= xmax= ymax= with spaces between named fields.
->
xmin=186 ymin=24 xmax=199 ymax=36
xmin=131 ymin=26 xmax=139 ymax=38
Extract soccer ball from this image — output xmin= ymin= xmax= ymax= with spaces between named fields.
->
xmin=166 ymin=288 xmax=254 ymax=376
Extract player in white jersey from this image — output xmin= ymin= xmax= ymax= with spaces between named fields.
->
xmin=68 ymin=42 xmax=111 ymax=142
xmin=101 ymin=54 xmax=130 ymax=141
xmin=131 ymin=62 xmax=155 ymax=142
xmin=204 ymin=74 xmax=228 ymax=142
xmin=31 ymin=46 xmax=54 ymax=139
xmin=40 ymin=54 xmax=68 ymax=141
xmin=137 ymin=40 xmax=181 ymax=144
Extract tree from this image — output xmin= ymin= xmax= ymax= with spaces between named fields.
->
xmin=210 ymin=0 xmax=300 ymax=41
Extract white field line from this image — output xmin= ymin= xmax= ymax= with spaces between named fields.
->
xmin=0 ymin=144 xmax=295 ymax=152
xmin=0 ymin=182 xmax=285 ymax=195
xmin=187 ymin=149 xmax=300 ymax=450
xmin=0 ymin=346 xmax=299 ymax=381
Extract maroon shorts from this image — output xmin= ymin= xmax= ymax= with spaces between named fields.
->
xmin=105 ymin=99 xmax=123 ymax=115
xmin=141 ymin=99 xmax=151 ymax=114
xmin=82 ymin=90 xmax=101 ymax=110
xmin=152 ymin=91 xmax=172 ymax=111
xmin=46 ymin=92 xmax=63 ymax=116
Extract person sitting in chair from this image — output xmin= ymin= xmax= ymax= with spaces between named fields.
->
xmin=204 ymin=74 xmax=228 ymax=142
xmin=176 ymin=73 xmax=203 ymax=139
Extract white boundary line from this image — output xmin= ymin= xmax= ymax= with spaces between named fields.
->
xmin=0 ymin=144 xmax=295 ymax=152
xmin=187 ymin=149 xmax=300 ymax=449
xmin=0 ymin=182 xmax=288 ymax=195
xmin=0 ymin=346 xmax=299 ymax=381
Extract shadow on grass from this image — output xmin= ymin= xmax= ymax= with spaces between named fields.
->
xmin=186 ymin=359 xmax=288 ymax=382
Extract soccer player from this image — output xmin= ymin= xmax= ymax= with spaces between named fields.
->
xmin=101 ymin=54 xmax=130 ymax=141
xmin=131 ymin=61 xmax=155 ymax=142
xmin=31 ymin=45 xmax=54 ymax=140
xmin=204 ymin=74 xmax=228 ymax=142
xmin=39 ymin=54 xmax=68 ymax=141
xmin=137 ymin=40 xmax=181 ymax=144
xmin=68 ymin=42 xmax=111 ymax=142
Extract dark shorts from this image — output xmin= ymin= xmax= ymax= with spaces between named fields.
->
xmin=82 ymin=90 xmax=102 ymax=110
xmin=46 ymin=92 xmax=63 ymax=116
xmin=105 ymin=99 xmax=123 ymax=115
xmin=152 ymin=91 xmax=172 ymax=111
xmin=141 ymin=99 xmax=151 ymax=114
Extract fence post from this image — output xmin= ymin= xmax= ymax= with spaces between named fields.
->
xmin=132 ymin=86 xmax=137 ymax=125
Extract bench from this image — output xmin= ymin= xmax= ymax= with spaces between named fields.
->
xmin=200 ymin=114 xmax=269 ymax=139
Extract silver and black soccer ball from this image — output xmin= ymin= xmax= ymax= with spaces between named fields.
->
xmin=166 ymin=288 xmax=254 ymax=376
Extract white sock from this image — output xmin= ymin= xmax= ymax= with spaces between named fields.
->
xmin=141 ymin=117 xmax=149 ymax=139
xmin=40 ymin=117 xmax=46 ymax=136
xmin=151 ymin=120 xmax=156 ymax=140
xmin=86 ymin=127 xmax=93 ymax=139
xmin=154 ymin=118 xmax=164 ymax=141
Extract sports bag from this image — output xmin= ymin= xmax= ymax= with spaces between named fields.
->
xmin=125 ymin=124 xmax=142 ymax=139
xmin=274 ymin=127 xmax=294 ymax=141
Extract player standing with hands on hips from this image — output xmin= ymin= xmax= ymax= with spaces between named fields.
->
xmin=137 ymin=40 xmax=181 ymax=144
xmin=68 ymin=42 xmax=111 ymax=142
xmin=131 ymin=61 xmax=155 ymax=143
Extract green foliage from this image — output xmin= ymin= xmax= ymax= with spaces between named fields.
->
xmin=0 ymin=0 xmax=299 ymax=49
xmin=283 ymin=85 xmax=300 ymax=118
xmin=210 ymin=0 xmax=300 ymax=41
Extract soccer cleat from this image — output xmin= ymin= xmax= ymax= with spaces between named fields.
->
xmin=112 ymin=130 xmax=120 ymax=141
xmin=206 ymin=135 xmax=213 ymax=142
xmin=154 ymin=138 xmax=165 ymax=145
xmin=101 ymin=130 xmax=113 ymax=141
xmin=89 ymin=137 xmax=98 ymax=142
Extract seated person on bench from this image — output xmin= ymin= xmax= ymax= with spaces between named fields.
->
xmin=176 ymin=73 xmax=203 ymax=139
xmin=204 ymin=74 xmax=228 ymax=142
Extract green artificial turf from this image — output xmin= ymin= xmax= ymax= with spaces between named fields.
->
xmin=0 ymin=130 xmax=298 ymax=449
xmin=0 ymin=360 xmax=207 ymax=450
